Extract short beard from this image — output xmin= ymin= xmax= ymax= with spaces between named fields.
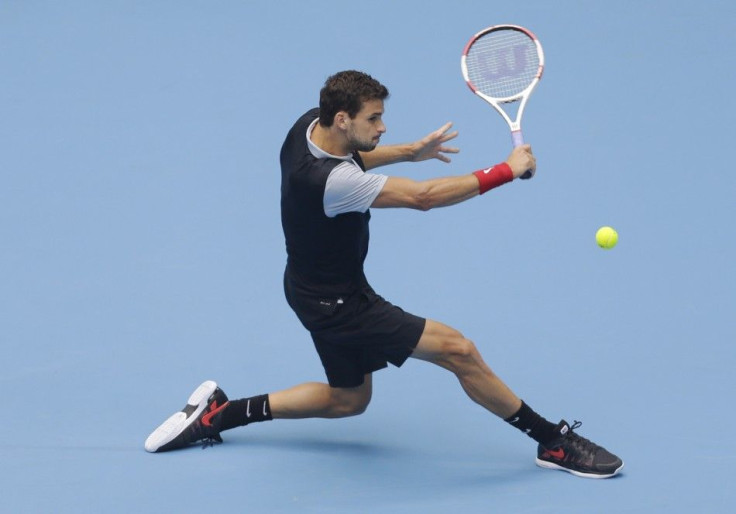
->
xmin=348 ymin=136 xmax=378 ymax=153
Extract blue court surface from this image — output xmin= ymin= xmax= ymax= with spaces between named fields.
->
xmin=2 ymin=1 xmax=735 ymax=512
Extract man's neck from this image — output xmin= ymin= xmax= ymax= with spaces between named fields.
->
xmin=311 ymin=123 xmax=351 ymax=158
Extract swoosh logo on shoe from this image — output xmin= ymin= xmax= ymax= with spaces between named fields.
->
xmin=202 ymin=400 xmax=229 ymax=427
xmin=545 ymin=447 xmax=565 ymax=460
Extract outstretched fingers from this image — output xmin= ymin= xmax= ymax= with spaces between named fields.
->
xmin=413 ymin=122 xmax=461 ymax=163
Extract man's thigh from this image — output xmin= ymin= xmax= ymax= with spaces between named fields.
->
xmin=410 ymin=319 xmax=466 ymax=364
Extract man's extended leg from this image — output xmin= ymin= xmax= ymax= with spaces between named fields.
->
xmin=410 ymin=319 xmax=623 ymax=478
xmin=410 ymin=319 xmax=522 ymax=419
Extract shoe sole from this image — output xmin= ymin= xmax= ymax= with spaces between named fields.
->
xmin=536 ymin=457 xmax=624 ymax=479
xmin=144 ymin=380 xmax=218 ymax=453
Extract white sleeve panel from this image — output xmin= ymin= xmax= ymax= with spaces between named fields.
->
xmin=323 ymin=162 xmax=388 ymax=218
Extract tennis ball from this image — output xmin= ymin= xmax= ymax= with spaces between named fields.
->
xmin=595 ymin=226 xmax=618 ymax=249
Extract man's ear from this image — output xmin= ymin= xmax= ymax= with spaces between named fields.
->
xmin=334 ymin=111 xmax=349 ymax=130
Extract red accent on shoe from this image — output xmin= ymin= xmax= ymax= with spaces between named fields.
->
xmin=544 ymin=447 xmax=565 ymax=460
xmin=202 ymin=400 xmax=229 ymax=427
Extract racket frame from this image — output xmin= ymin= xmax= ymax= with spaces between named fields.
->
xmin=461 ymin=24 xmax=545 ymax=147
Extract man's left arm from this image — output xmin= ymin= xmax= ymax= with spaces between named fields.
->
xmin=358 ymin=122 xmax=459 ymax=170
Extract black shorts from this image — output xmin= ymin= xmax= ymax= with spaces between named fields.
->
xmin=285 ymin=280 xmax=426 ymax=388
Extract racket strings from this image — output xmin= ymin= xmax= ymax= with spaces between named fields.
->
xmin=465 ymin=30 xmax=539 ymax=100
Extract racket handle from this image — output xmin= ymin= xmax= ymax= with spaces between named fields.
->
xmin=511 ymin=130 xmax=533 ymax=180
xmin=511 ymin=130 xmax=524 ymax=147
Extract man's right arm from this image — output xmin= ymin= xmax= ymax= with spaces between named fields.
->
xmin=371 ymin=144 xmax=536 ymax=211
xmin=371 ymin=174 xmax=481 ymax=211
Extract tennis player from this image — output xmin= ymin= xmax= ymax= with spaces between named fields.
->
xmin=145 ymin=70 xmax=623 ymax=479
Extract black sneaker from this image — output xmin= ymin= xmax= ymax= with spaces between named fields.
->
xmin=536 ymin=420 xmax=624 ymax=478
xmin=144 ymin=381 xmax=229 ymax=453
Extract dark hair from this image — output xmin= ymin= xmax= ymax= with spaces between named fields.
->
xmin=318 ymin=70 xmax=389 ymax=127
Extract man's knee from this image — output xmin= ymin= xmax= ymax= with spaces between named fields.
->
xmin=441 ymin=335 xmax=481 ymax=371
xmin=412 ymin=321 xmax=486 ymax=374
xmin=331 ymin=395 xmax=370 ymax=417
xmin=329 ymin=387 xmax=372 ymax=417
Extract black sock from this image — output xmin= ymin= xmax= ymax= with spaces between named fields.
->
xmin=504 ymin=401 xmax=559 ymax=446
xmin=220 ymin=394 xmax=272 ymax=431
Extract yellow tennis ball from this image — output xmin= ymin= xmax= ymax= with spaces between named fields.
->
xmin=596 ymin=226 xmax=618 ymax=249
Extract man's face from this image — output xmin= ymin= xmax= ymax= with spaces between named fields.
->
xmin=345 ymin=99 xmax=386 ymax=152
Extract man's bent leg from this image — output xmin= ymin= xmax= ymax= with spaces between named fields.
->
xmin=268 ymin=374 xmax=373 ymax=419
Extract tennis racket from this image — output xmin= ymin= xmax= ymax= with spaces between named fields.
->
xmin=461 ymin=24 xmax=544 ymax=179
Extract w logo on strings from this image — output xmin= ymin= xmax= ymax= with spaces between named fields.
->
xmin=484 ymin=45 xmax=529 ymax=81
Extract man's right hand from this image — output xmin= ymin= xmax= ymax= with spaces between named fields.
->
xmin=506 ymin=144 xmax=536 ymax=179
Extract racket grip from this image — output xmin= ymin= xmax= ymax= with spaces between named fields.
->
xmin=511 ymin=130 xmax=533 ymax=180
xmin=511 ymin=131 xmax=524 ymax=147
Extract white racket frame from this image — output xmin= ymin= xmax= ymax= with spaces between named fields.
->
xmin=461 ymin=24 xmax=545 ymax=148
